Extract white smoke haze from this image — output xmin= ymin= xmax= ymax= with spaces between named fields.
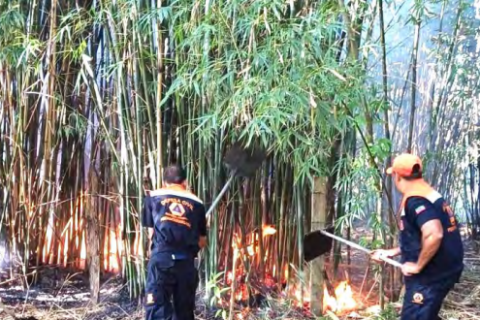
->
xmin=0 ymin=241 xmax=7 ymax=274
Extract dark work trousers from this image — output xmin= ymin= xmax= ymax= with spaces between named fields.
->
xmin=145 ymin=255 xmax=198 ymax=320
xmin=401 ymin=277 xmax=458 ymax=320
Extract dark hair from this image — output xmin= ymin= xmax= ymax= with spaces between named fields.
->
xmin=401 ymin=164 xmax=423 ymax=180
xmin=163 ymin=165 xmax=187 ymax=184
xmin=143 ymin=177 xmax=152 ymax=190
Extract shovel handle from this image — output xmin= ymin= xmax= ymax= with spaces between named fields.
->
xmin=206 ymin=171 xmax=236 ymax=219
xmin=318 ymin=230 xmax=403 ymax=269
xmin=199 ymin=171 xmax=237 ymax=284
xmin=377 ymin=255 xmax=403 ymax=269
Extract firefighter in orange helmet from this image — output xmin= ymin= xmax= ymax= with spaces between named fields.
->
xmin=371 ymin=153 xmax=464 ymax=320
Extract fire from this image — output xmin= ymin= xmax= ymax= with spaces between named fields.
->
xmin=262 ymin=225 xmax=277 ymax=236
xmin=227 ymin=271 xmax=234 ymax=283
xmin=290 ymin=280 xmax=358 ymax=314
xmin=247 ymin=245 xmax=255 ymax=256
xmin=323 ymin=281 xmax=358 ymax=313
xmin=223 ymin=225 xmax=359 ymax=316
xmin=231 ymin=225 xmax=277 ymax=257
xmin=223 ymin=226 xmax=279 ymax=304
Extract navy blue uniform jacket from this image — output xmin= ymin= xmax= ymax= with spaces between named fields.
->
xmin=142 ymin=185 xmax=207 ymax=258
xmin=399 ymin=189 xmax=464 ymax=285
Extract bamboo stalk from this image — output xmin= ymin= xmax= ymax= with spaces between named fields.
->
xmin=228 ymin=248 xmax=239 ymax=320
xmin=407 ymin=7 xmax=422 ymax=153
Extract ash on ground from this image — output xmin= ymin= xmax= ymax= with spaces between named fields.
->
xmin=0 ymin=268 xmax=140 ymax=320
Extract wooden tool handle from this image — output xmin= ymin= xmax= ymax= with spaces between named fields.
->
xmin=319 ymin=230 xmax=402 ymax=269
xmin=379 ymin=256 xmax=403 ymax=268
xmin=206 ymin=172 xmax=236 ymax=218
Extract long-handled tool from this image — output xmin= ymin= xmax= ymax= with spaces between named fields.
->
xmin=205 ymin=142 xmax=266 ymax=219
xmin=303 ymin=228 xmax=402 ymax=268
xmin=197 ymin=141 xmax=266 ymax=284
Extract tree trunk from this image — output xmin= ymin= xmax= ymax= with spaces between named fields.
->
xmin=86 ymin=164 xmax=100 ymax=305
xmin=309 ymin=177 xmax=328 ymax=316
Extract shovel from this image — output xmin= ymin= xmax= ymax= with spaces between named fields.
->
xmin=197 ymin=141 xmax=266 ymax=280
xmin=303 ymin=228 xmax=402 ymax=268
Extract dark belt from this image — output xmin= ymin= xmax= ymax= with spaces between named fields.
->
xmin=151 ymin=249 xmax=194 ymax=260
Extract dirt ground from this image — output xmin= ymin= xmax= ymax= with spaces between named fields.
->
xmin=0 ymin=232 xmax=479 ymax=320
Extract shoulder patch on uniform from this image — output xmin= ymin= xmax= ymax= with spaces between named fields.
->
xmin=415 ymin=205 xmax=427 ymax=214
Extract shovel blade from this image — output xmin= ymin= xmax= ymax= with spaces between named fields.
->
xmin=303 ymin=227 xmax=334 ymax=262
xmin=224 ymin=142 xmax=266 ymax=177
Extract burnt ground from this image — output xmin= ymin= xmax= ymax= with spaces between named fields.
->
xmin=0 ymin=230 xmax=479 ymax=320
xmin=0 ymin=270 xmax=138 ymax=320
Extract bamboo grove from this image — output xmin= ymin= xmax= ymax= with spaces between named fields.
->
xmin=0 ymin=0 xmax=479 ymax=309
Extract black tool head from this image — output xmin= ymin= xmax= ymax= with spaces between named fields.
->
xmin=224 ymin=142 xmax=267 ymax=177
xmin=303 ymin=226 xmax=335 ymax=262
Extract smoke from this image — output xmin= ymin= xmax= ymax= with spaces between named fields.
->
xmin=0 ymin=243 xmax=4 ymax=267
xmin=0 ymin=240 xmax=10 ymax=272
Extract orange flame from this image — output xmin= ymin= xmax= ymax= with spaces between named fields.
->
xmin=104 ymin=228 xmax=120 ymax=273
xmin=221 ymin=225 xmax=359 ymax=316
xmin=231 ymin=226 xmax=277 ymax=258
xmin=262 ymin=225 xmax=277 ymax=236
xmin=291 ymin=281 xmax=358 ymax=314
xmin=247 ymin=245 xmax=255 ymax=256
xmin=324 ymin=281 xmax=358 ymax=313
xmin=227 ymin=271 xmax=234 ymax=283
